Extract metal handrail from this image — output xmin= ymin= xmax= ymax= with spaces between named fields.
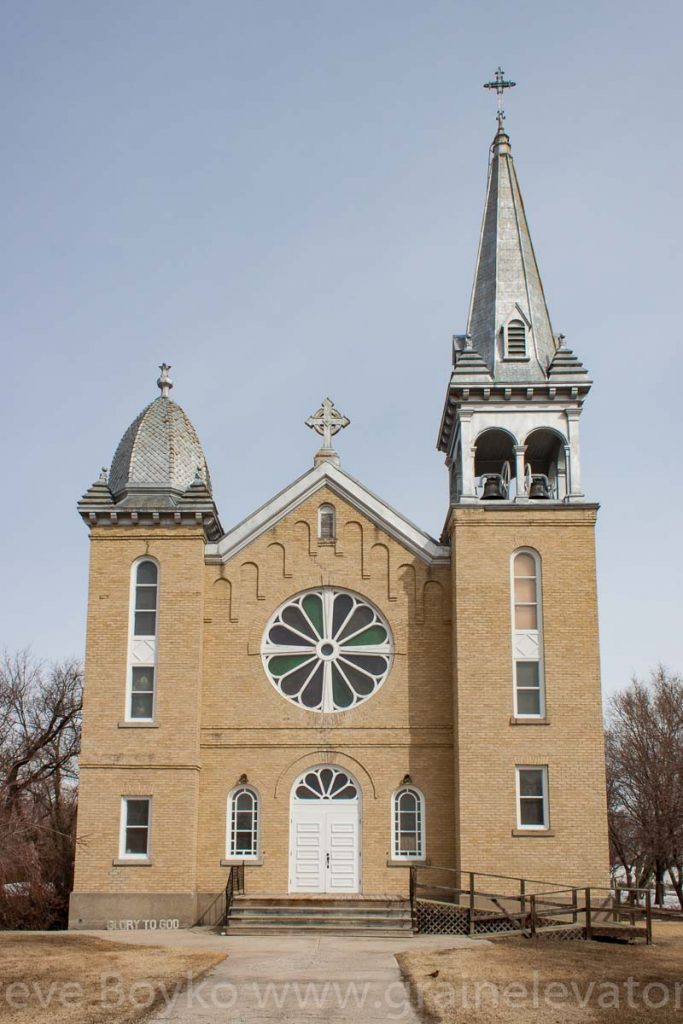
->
xmin=194 ymin=862 xmax=245 ymax=930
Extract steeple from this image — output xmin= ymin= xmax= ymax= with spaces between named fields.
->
xmin=437 ymin=74 xmax=592 ymax=507
xmin=467 ymin=123 xmax=562 ymax=381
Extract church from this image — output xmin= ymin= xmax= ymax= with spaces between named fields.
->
xmin=69 ymin=84 xmax=609 ymax=929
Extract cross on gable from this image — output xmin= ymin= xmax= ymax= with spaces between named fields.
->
xmin=305 ymin=398 xmax=350 ymax=450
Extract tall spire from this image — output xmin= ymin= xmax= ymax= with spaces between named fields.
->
xmin=466 ymin=74 xmax=559 ymax=382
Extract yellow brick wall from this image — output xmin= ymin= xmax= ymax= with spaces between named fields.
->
xmin=71 ymin=488 xmax=610 ymax=915
xmin=73 ymin=489 xmax=455 ymax=903
xmin=73 ymin=526 xmax=205 ymax=894
xmin=449 ymin=504 xmax=610 ymax=888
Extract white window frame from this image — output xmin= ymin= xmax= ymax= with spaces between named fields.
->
xmin=515 ymin=766 xmax=549 ymax=831
xmin=227 ymin=786 xmax=260 ymax=861
xmin=317 ymin=503 xmax=336 ymax=541
xmin=510 ymin=548 xmax=545 ymax=719
xmin=119 ymin=796 xmax=152 ymax=859
xmin=125 ymin=557 xmax=160 ymax=723
xmin=390 ymin=786 xmax=426 ymax=861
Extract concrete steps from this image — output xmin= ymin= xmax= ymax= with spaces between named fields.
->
xmin=224 ymin=895 xmax=414 ymax=935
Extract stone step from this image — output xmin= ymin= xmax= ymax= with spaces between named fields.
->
xmin=232 ymin=897 xmax=409 ymax=909
xmin=224 ymin=924 xmax=414 ymax=936
xmin=228 ymin=917 xmax=411 ymax=933
xmin=224 ymin=896 xmax=413 ymax=935
xmin=230 ymin=905 xmax=412 ymax=919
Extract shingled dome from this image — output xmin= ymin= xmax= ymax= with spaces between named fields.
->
xmin=109 ymin=393 xmax=211 ymax=499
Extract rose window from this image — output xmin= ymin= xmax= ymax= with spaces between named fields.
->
xmin=261 ymin=588 xmax=393 ymax=712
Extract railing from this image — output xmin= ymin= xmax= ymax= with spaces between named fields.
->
xmin=409 ymin=865 xmax=652 ymax=943
xmin=193 ymin=862 xmax=245 ymax=929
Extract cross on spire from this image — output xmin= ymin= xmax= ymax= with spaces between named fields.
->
xmin=484 ymin=67 xmax=516 ymax=131
xmin=306 ymin=398 xmax=350 ymax=451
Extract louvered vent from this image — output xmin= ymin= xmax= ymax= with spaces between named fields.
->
xmin=506 ymin=319 xmax=527 ymax=357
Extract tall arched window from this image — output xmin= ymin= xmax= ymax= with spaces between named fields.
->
xmin=511 ymin=550 xmax=544 ymax=717
xmin=505 ymin=318 xmax=527 ymax=358
xmin=134 ymin=560 xmax=158 ymax=637
xmin=318 ymin=504 xmax=336 ymax=541
xmin=126 ymin=559 xmax=159 ymax=721
xmin=227 ymin=786 xmax=260 ymax=860
xmin=392 ymin=787 xmax=425 ymax=860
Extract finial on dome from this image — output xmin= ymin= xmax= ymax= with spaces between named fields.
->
xmin=157 ymin=363 xmax=173 ymax=398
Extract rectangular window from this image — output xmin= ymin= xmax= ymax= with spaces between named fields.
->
xmin=120 ymin=798 xmax=151 ymax=858
xmin=516 ymin=767 xmax=549 ymax=830
xmin=515 ymin=661 xmax=542 ymax=716
xmin=129 ymin=666 xmax=155 ymax=720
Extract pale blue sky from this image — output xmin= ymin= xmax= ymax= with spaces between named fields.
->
xmin=1 ymin=0 xmax=681 ymax=697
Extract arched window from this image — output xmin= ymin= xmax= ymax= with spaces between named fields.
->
xmin=318 ymin=504 xmax=336 ymax=541
xmin=228 ymin=786 xmax=260 ymax=860
xmin=126 ymin=559 xmax=159 ymax=722
xmin=392 ymin=787 xmax=425 ymax=860
xmin=511 ymin=550 xmax=544 ymax=717
xmin=134 ymin=560 xmax=158 ymax=637
xmin=505 ymin=318 xmax=527 ymax=359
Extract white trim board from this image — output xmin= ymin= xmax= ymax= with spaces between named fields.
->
xmin=205 ymin=462 xmax=450 ymax=566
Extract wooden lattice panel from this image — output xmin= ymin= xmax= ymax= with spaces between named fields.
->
xmin=416 ymin=900 xmax=468 ymax=935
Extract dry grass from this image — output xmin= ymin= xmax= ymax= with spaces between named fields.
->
xmin=0 ymin=933 xmax=225 ymax=1024
xmin=399 ymin=922 xmax=683 ymax=1024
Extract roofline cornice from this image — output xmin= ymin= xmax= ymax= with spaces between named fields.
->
xmin=205 ymin=463 xmax=450 ymax=566
xmin=437 ymin=377 xmax=593 ymax=453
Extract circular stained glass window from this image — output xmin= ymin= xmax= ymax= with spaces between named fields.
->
xmin=261 ymin=588 xmax=393 ymax=713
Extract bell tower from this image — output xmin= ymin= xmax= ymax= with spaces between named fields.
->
xmin=438 ymin=71 xmax=591 ymax=504
xmin=440 ymin=74 xmax=609 ymax=887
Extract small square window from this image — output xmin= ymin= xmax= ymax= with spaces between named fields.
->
xmin=516 ymin=767 xmax=548 ymax=829
xmin=121 ymin=798 xmax=151 ymax=858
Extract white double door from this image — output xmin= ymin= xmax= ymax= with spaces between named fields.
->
xmin=289 ymin=801 xmax=360 ymax=893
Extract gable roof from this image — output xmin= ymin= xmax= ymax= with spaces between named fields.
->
xmin=205 ymin=462 xmax=450 ymax=565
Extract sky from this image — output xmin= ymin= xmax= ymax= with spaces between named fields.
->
xmin=1 ymin=0 xmax=681 ymax=700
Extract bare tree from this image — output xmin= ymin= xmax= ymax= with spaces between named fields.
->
xmin=0 ymin=650 xmax=82 ymax=928
xmin=606 ymin=666 xmax=683 ymax=908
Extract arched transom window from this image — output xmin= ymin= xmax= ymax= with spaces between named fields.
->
xmin=392 ymin=787 xmax=425 ymax=860
xmin=261 ymin=588 xmax=393 ymax=713
xmin=228 ymin=786 xmax=260 ymax=860
xmin=294 ymin=767 xmax=358 ymax=801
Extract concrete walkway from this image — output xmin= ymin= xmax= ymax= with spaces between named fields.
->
xmin=88 ymin=928 xmax=485 ymax=1022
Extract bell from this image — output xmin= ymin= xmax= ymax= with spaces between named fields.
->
xmin=529 ymin=474 xmax=551 ymax=499
xmin=482 ymin=474 xmax=505 ymax=500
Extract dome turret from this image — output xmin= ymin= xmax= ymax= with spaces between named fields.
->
xmin=78 ymin=365 xmax=222 ymax=539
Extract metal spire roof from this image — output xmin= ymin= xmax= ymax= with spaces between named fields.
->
xmin=465 ymin=125 xmax=561 ymax=381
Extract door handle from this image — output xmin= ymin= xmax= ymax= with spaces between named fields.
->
xmin=326 ymin=852 xmax=330 ymax=868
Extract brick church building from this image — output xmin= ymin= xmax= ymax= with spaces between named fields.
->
xmin=69 ymin=100 xmax=609 ymax=929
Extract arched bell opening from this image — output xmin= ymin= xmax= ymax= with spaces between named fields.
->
xmin=523 ymin=428 xmax=567 ymax=500
xmin=474 ymin=428 xmax=518 ymax=500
